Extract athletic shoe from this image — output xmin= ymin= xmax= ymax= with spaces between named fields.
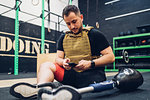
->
xmin=10 ymin=82 xmax=62 ymax=99
xmin=37 ymin=85 xmax=81 ymax=100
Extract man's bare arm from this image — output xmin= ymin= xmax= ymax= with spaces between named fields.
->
xmin=55 ymin=50 xmax=71 ymax=70
xmin=76 ymin=46 xmax=115 ymax=70
xmin=93 ymin=46 xmax=115 ymax=67
xmin=55 ymin=50 xmax=65 ymax=66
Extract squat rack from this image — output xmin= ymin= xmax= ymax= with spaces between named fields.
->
xmin=0 ymin=0 xmax=72 ymax=75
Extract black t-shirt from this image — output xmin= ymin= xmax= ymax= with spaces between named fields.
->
xmin=57 ymin=28 xmax=110 ymax=56
xmin=57 ymin=29 xmax=109 ymax=84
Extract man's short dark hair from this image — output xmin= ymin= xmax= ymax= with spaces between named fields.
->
xmin=62 ymin=5 xmax=80 ymax=18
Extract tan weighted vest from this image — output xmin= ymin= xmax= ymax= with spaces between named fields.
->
xmin=63 ymin=26 xmax=99 ymax=72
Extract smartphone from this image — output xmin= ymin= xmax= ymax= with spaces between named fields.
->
xmin=68 ymin=62 xmax=77 ymax=68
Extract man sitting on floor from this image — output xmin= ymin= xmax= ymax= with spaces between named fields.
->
xmin=10 ymin=5 xmax=115 ymax=99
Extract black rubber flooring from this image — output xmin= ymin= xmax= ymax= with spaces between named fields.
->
xmin=0 ymin=72 xmax=36 ymax=80
xmin=0 ymin=72 xmax=150 ymax=100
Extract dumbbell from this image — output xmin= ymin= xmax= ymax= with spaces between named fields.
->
xmin=141 ymin=28 xmax=146 ymax=33
xmin=126 ymin=30 xmax=133 ymax=35
xmin=119 ymin=32 xmax=125 ymax=36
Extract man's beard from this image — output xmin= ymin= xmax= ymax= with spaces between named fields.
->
xmin=71 ymin=26 xmax=83 ymax=34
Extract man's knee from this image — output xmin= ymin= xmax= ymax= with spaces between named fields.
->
xmin=40 ymin=62 xmax=56 ymax=73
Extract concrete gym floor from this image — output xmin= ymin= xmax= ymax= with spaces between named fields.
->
xmin=0 ymin=72 xmax=150 ymax=100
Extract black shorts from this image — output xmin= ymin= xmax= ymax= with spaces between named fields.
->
xmin=61 ymin=68 xmax=106 ymax=88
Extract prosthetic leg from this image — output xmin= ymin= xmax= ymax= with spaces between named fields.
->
xmin=38 ymin=68 xmax=144 ymax=100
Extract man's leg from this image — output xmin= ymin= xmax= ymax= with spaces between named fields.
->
xmin=9 ymin=62 xmax=63 ymax=99
xmin=37 ymin=62 xmax=56 ymax=84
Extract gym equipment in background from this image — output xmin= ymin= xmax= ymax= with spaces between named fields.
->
xmin=119 ymin=42 xmax=127 ymax=47
xmin=126 ymin=30 xmax=133 ymax=35
xmin=137 ymin=24 xmax=150 ymax=34
xmin=37 ymin=68 xmax=143 ymax=100
xmin=119 ymin=32 xmax=125 ymax=36
xmin=116 ymin=40 xmax=135 ymax=48
xmin=139 ymin=38 xmax=150 ymax=45
xmin=113 ymin=32 xmax=150 ymax=71
xmin=119 ymin=31 xmax=133 ymax=36
xmin=122 ymin=50 xmax=129 ymax=63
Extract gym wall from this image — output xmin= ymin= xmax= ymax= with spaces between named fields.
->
xmin=79 ymin=0 xmax=150 ymax=46
xmin=0 ymin=15 xmax=62 ymax=73
xmin=0 ymin=0 xmax=79 ymax=73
